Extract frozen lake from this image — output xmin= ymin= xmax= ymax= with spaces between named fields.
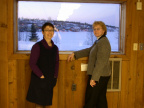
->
xmin=18 ymin=31 xmax=118 ymax=51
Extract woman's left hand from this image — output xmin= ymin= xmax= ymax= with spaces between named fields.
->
xmin=90 ymin=80 xmax=96 ymax=87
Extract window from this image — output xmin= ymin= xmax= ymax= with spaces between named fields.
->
xmin=16 ymin=1 xmax=125 ymax=54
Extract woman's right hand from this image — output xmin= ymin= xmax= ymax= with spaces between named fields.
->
xmin=40 ymin=75 xmax=45 ymax=79
xmin=67 ymin=53 xmax=75 ymax=62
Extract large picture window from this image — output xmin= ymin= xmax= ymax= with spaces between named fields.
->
xmin=17 ymin=1 xmax=124 ymax=53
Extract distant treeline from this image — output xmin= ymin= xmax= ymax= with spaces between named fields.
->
xmin=18 ymin=18 xmax=119 ymax=32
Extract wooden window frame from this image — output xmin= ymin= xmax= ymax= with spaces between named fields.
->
xmin=14 ymin=1 xmax=126 ymax=54
xmin=8 ymin=0 xmax=130 ymax=60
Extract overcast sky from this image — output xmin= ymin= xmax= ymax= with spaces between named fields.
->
xmin=18 ymin=1 xmax=120 ymax=27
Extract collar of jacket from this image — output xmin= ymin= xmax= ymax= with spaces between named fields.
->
xmin=98 ymin=34 xmax=106 ymax=41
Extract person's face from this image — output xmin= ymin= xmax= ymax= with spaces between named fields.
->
xmin=93 ymin=25 xmax=105 ymax=37
xmin=42 ymin=26 xmax=54 ymax=40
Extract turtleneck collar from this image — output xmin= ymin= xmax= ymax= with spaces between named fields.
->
xmin=41 ymin=38 xmax=54 ymax=49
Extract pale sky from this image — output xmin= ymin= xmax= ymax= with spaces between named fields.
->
xmin=18 ymin=1 xmax=120 ymax=27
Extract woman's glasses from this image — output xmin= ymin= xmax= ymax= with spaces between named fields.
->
xmin=93 ymin=28 xmax=102 ymax=31
xmin=44 ymin=29 xmax=54 ymax=32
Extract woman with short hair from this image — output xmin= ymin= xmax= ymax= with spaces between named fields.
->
xmin=68 ymin=21 xmax=111 ymax=108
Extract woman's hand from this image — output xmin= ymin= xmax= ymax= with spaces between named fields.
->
xmin=90 ymin=80 xmax=96 ymax=87
xmin=40 ymin=75 xmax=45 ymax=79
xmin=67 ymin=53 xmax=75 ymax=62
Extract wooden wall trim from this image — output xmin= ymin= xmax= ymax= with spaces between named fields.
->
xmin=8 ymin=54 xmax=130 ymax=60
xmin=18 ymin=0 xmax=127 ymax=3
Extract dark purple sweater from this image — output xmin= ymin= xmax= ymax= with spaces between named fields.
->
xmin=29 ymin=38 xmax=59 ymax=78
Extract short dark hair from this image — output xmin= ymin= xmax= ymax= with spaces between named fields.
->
xmin=42 ymin=22 xmax=54 ymax=31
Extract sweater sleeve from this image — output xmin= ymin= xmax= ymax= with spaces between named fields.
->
xmin=54 ymin=47 xmax=59 ymax=78
xmin=29 ymin=43 xmax=43 ymax=77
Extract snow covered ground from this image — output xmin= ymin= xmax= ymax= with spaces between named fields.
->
xmin=18 ymin=31 xmax=118 ymax=51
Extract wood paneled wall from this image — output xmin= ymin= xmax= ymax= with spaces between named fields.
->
xmin=0 ymin=0 xmax=8 ymax=108
xmin=0 ymin=0 xmax=144 ymax=108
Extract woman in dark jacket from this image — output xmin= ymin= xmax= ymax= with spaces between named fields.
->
xmin=68 ymin=21 xmax=111 ymax=108
xmin=26 ymin=22 xmax=59 ymax=108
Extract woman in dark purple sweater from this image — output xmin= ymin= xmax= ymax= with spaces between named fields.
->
xmin=26 ymin=22 xmax=59 ymax=108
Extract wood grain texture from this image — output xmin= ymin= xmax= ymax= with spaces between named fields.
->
xmin=0 ymin=0 xmax=8 ymax=108
xmin=0 ymin=0 xmax=144 ymax=108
